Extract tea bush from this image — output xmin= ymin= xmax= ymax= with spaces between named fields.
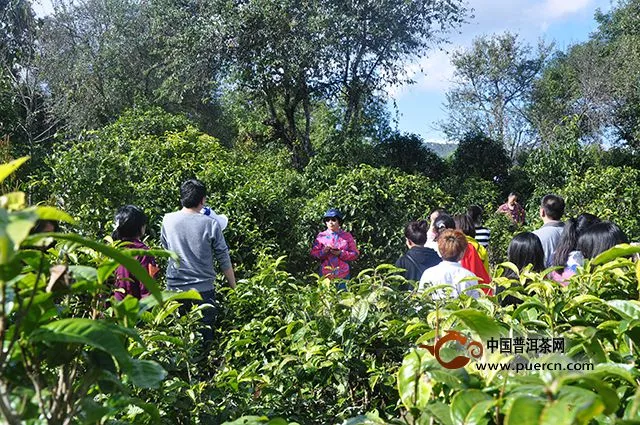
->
xmin=561 ymin=166 xmax=640 ymax=240
xmin=5 ymin=156 xmax=640 ymax=425
xmin=44 ymin=109 xmax=454 ymax=276
xmin=295 ymin=164 xmax=451 ymax=272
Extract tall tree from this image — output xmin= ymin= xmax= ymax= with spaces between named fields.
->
xmin=528 ymin=42 xmax=612 ymax=144
xmin=591 ymin=0 xmax=640 ymax=147
xmin=527 ymin=0 xmax=640 ymax=149
xmin=440 ymin=33 xmax=552 ymax=158
xmin=215 ymin=0 xmax=467 ymax=169
xmin=38 ymin=0 xmax=224 ymax=134
xmin=1 ymin=0 xmax=58 ymax=172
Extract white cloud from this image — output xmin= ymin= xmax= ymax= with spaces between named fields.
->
xmin=32 ymin=0 xmax=54 ymax=17
xmin=388 ymin=49 xmax=457 ymax=97
xmin=542 ymin=0 xmax=592 ymax=19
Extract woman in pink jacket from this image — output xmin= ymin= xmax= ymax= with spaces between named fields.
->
xmin=310 ymin=208 xmax=359 ymax=286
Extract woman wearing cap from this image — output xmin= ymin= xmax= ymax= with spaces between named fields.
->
xmin=310 ymin=208 xmax=359 ymax=285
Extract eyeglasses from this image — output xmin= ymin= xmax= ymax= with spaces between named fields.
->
xmin=324 ymin=217 xmax=340 ymax=223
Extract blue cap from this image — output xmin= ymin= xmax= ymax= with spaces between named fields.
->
xmin=323 ymin=208 xmax=343 ymax=220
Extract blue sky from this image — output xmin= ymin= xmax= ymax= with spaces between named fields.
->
xmin=32 ymin=0 xmax=614 ymax=143
xmin=390 ymin=0 xmax=614 ymax=143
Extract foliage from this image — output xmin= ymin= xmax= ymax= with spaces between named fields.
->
xmin=44 ymin=108 xmax=459 ymax=275
xmin=443 ymin=177 xmax=501 ymax=221
xmin=211 ymin=0 xmax=468 ymax=168
xmin=593 ymin=0 xmax=640 ymax=147
xmin=441 ymin=33 xmax=553 ymax=157
xmin=295 ymin=164 xmax=451 ymax=272
xmin=44 ymin=108 xmax=310 ymax=273
xmin=223 ymin=244 xmax=640 ymax=425
xmin=37 ymin=0 xmax=225 ymax=135
xmin=527 ymin=0 xmax=640 ymax=148
xmin=450 ymin=132 xmax=511 ymax=182
xmin=0 ymin=0 xmax=58 ymax=182
xmin=0 ymin=157 xmax=173 ymax=424
xmin=528 ymin=48 xmax=607 ymax=145
xmin=561 ymin=166 xmax=640 ymax=240
xmin=6 ymin=152 xmax=640 ymax=424
xmin=483 ymin=212 xmax=520 ymax=266
xmin=204 ymin=259 xmax=427 ymax=423
xmin=375 ymin=133 xmax=446 ymax=180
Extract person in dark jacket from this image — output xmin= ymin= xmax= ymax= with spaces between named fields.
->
xmin=395 ymin=220 xmax=441 ymax=290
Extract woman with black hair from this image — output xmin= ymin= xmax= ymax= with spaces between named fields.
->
xmin=112 ymin=205 xmax=158 ymax=300
xmin=550 ymin=213 xmax=600 ymax=284
xmin=395 ymin=220 xmax=441 ymax=289
xmin=505 ymin=233 xmax=545 ymax=276
xmin=498 ymin=232 xmax=545 ymax=306
xmin=577 ymin=221 xmax=628 ymax=260
xmin=468 ymin=205 xmax=490 ymax=248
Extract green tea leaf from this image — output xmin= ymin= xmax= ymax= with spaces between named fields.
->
xmin=450 ymin=390 xmax=492 ymax=425
xmin=398 ymin=350 xmax=431 ymax=409
xmin=451 ymin=309 xmax=504 ymax=340
xmin=25 ymin=232 xmax=163 ymax=302
xmin=592 ymin=244 xmax=640 ymax=265
xmin=0 ymin=156 xmax=29 ymax=183
xmin=504 ymin=396 xmax=544 ymax=425
xmin=127 ymin=359 xmax=167 ymax=388
xmin=34 ymin=206 xmax=76 ymax=224
xmin=607 ymin=300 xmax=640 ymax=321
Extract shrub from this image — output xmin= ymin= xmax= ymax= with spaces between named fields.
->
xmin=375 ymin=132 xmax=447 ymax=179
xmin=451 ymin=132 xmax=510 ymax=182
xmin=561 ymin=166 xmax=640 ymax=239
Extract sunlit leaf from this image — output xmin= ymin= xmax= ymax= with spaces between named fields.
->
xmin=0 ymin=156 xmax=29 ymax=184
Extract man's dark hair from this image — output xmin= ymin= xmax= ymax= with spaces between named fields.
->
xmin=405 ymin=220 xmax=428 ymax=245
xmin=181 ymin=179 xmax=206 ymax=208
xmin=540 ymin=194 xmax=565 ymax=220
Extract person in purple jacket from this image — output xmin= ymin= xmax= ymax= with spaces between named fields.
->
xmin=112 ymin=205 xmax=158 ymax=301
xmin=310 ymin=208 xmax=359 ymax=287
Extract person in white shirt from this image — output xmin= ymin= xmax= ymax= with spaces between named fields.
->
xmin=419 ymin=229 xmax=480 ymax=300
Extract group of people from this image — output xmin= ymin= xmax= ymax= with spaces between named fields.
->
xmin=111 ymin=181 xmax=631 ymax=339
xmin=392 ymin=193 xmax=629 ymax=304
xmin=395 ymin=208 xmax=492 ymax=299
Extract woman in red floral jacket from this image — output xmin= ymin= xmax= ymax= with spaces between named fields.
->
xmin=310 ymin=208 xmax=359 ymax=283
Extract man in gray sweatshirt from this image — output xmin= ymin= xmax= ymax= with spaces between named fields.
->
xmin=533 ymin=194 xmax=565 ymax=268
xmin=161 ymin=179 xmax=236 ymax=341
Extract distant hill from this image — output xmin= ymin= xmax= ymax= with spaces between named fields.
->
xmin=424 ymin=141 xmax=458 ymax=158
